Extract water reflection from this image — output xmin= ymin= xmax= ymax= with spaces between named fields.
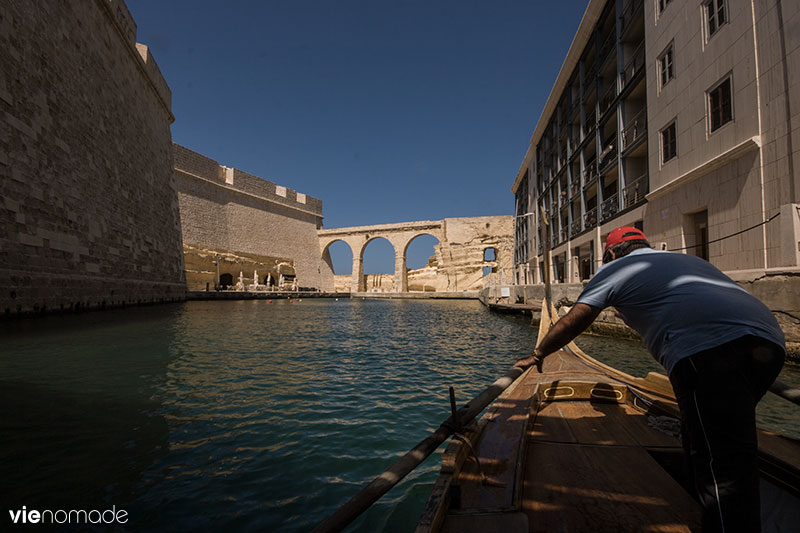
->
xmin=0 ymin=304 xmax=179 ymax=515
xmin=0 ymin=300 xmax=796 ymax=532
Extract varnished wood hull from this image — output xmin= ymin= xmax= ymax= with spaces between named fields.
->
xmin=417 ymin=302 xmax=800 ymax=532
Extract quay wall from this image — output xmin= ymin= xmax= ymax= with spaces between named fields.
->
xmin=0 ymin=0 xmax=186 ymax=316
xmin=482 ymin=272 xmax=800 ymax=358
xmin=174 ymin=144 xmax=325 ymax=290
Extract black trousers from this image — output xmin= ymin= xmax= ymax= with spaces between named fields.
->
xmin=669 ymin=335 xmax=785 ymax=533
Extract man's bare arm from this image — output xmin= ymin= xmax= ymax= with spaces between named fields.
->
xmin=514 ymin=303 xmax=602 ymax=370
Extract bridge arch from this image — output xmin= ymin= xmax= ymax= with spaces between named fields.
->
xmin=358 ymin=236 xmax=398 ymax=292
xmin=317 ymin=217 xmax=510 ymax=293
xmin=401 ymin=233 xmax=441 ymax=292
xmin=321 ymin=238 xmax=354 ymax=274
xmin=318 ymin=221 xmax=444 ymax=293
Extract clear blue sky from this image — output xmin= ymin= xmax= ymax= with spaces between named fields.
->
xmin=127 ymin=0 xmax=586 ymax=273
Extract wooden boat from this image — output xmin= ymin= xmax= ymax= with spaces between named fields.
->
xmin=417 ymin=301 xmax=800 ymax=532
xmin=484 ymin=301 xmax=541 ymax=316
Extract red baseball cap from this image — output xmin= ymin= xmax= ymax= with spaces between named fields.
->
xmin=605 ymin=226 xmax=647 ymax=252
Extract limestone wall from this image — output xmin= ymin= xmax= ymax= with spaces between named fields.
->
xmin=174 ymin=144 xmax=325 ymax=290
xmin=322 ymin=215 xmax=514 ymax=293
xmin=440 ymin=216 xmax=515 ymax=291
xmin=642 ymin=0 xmax=800 ymax=271
xmin=0 ymin=0 xmax=186 ymax=316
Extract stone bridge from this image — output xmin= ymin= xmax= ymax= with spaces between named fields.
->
xmin=317 ymin=216 xmax=514 ymax=293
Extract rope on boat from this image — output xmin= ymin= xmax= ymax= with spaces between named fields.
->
xmin=447 ymin=431 xmax=507 ymax=488
xmin=444 ymin=386 xmax=506 ymax=488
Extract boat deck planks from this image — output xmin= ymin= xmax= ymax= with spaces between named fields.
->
xmin=434 ymin=347 xmax=701 ymax=532
xmin=418 ymin=300 xmax=800 ymax=533
xmin=530 ymin=399 xmax=679 ymax=448
xmin=521 ymin=441 xmax=701 ymax=532
xmin=453 ymin=377 xmax=538 ymax=511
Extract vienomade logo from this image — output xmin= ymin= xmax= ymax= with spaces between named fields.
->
xmin=8 ymin=506 xmax=128 ymax=526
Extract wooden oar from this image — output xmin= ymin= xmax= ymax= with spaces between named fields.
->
xmin=769 ymin=380 xmax=800 ymax=406
xmin=312 ymin=366 xmax=526 ymax=533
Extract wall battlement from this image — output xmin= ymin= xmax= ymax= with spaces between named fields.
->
xmin=173 ymin=143 xmax=322 ymax=216
xmin=94 ymin=0 xmax=172 ymax=118
xmin=107 ymin=0 xmax=137 ymax=45
xmin=1 ymin=0 xmax=185 ymax=317
xmin=134 ymin=43 xmax=172 ymax=117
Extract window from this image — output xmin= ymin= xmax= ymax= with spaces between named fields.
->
xmin=658 ymin=43 xmax=674 ymax=89
xmin=661 ymin=121 xmax=677 ymax=163
xmin=705 ymin=0 xmax=727 ymax=38
xmin=658 ymin=0 xmax=673 ymax=15
xmin=708 ymin=77 xmax=733 ymax=132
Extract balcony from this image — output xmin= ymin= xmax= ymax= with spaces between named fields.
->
xmin=570 ymin=218 xmax=583 ymax=237
xmin=601 ymin=193 xmax=619 ymax=221
xmin=560 ymin=227 xmax=569 ymax=244
xmin=620 ymin=43 xmax=645 ymax=91
xmin=568 ymin=136 xmax=578 ymax=155
xmin=620 ymin=0 xmax=644 ymax=36
xmin=623 ymin=173 xmax=648 ymax=208
xmin=583 ymin=79 xmax=597 ymax=104
xmin=599 ymin=139 xmax=617 ymax=173
xmin=599 ymin=32 xmax=615 ymax=64
xmin=583 ymin=111 xmax=596 ymax=136
xmin=584 ymin=65 xmax=597 ymax=88
xmin=584 ymin=207 xmax=598 ymax=228
xmin=584 ymin=162 xmax=598 ymax=188
xmin=600 ymin=81 xmax=617 ymax=117
xmin=621 ymin=108 xmax=647 ymax=152
xmin=570 ymin=180 xmax=581 ymax=199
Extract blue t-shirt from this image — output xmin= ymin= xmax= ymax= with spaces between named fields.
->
xmin=577 ymin=248 xmax=786 ymax=375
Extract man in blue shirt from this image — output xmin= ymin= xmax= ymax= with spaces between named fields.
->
xmin=514 ymin=226 xmax=786 ymax=532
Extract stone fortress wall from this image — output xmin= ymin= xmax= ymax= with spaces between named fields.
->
xmin=174 ymin=144 xmax=325 ymax=291
xmin=0 ymin=0 xmax=517 ymax=312
xmin=0 ymin=0 xmax=186 ymax=316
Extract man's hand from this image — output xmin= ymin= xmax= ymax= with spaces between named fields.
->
xmin=514 ymin=350 xmax=544 ymax=372
xmin=513 ymin=304 xmax=601 ymax=374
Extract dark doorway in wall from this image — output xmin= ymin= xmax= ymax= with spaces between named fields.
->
xmin=693 ymin=210 xmax=709 ymax=261
xmin=219 ymin=273 xmax=233 ymax=289
xmin=684 ymin=210 xmax=709 ymax=261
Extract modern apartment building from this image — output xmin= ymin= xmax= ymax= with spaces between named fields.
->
xmin=511 ymin=0 xmax=800 ymax=285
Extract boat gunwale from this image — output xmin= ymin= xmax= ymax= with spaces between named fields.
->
xmin=417 ymin=300 xmax=800 ymax=532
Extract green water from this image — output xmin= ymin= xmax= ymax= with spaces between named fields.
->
xmin=0 ymin=300 xmax=797 ymax=531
